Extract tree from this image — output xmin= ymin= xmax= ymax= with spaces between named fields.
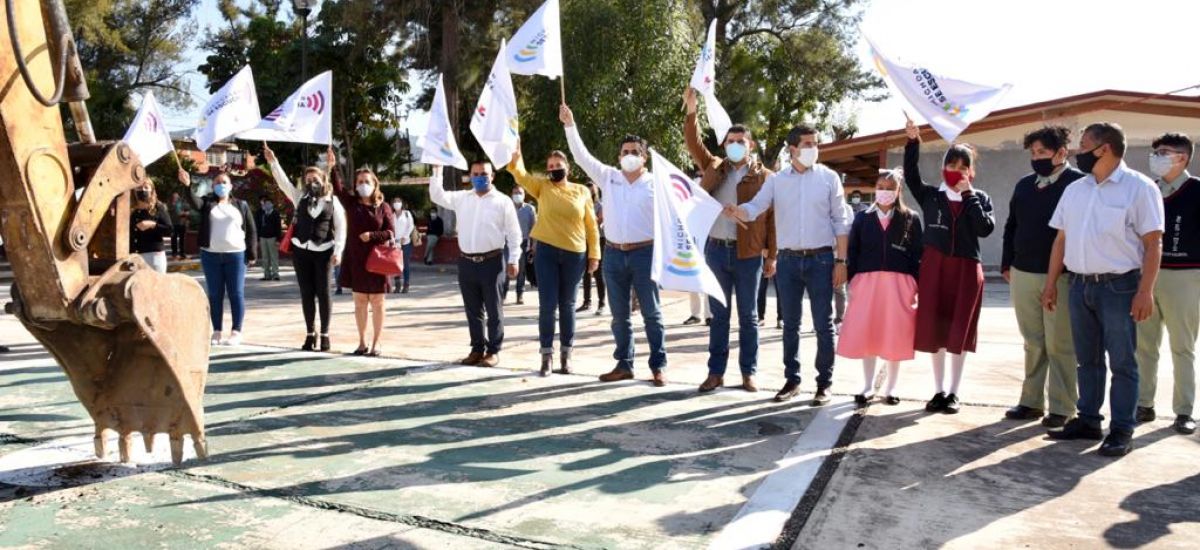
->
xmin=64 ymin=0 xmax=200 ymax=140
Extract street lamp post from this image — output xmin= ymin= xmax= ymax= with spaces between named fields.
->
xmin=292 ymin=0 xmax=318 ymax=164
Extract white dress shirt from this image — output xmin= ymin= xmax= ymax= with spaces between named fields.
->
xmin=428 ymin=166 xmax=522 ymax=264
xmin=1049 ymin=161 xmax=1165 ymax=275
xmin=740 ymin=162 xmax=851 ymax=250
xmin=268 ymin=158 xmax=347 ymax=259
xmin=565 ymin=126 xmax=655 ymax=244
xmin=393 ymin=209 xmax=415 ymax=245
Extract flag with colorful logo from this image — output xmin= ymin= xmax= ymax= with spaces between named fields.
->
xmin=122 ymin=91 xmax=174 ymax=166
xmin=193 ymin=65 xmax=261 ymax=151
xmin=418 ymin=73 xmax=469 ymax=171
xmin=239 ymin=71 xmax=333 ymax=145
xmin=505 ymin=0 xmax=562 ymax=78
xmin=689 ymin=19 xmax=732 ymax=143
xmin=650 ymin=149 xmax=726 ymax=306
xmin=470 ymin=40 xmax=521 ymax=168
xmin=865 ymin=33 xmax=1011 ymax=143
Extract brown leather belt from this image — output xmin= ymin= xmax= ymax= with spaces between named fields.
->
xmin=778 ymin=246 xmax=833 ymax=258
xmin=708 ymin=238 xmax=737 ymax=247
xmin=606 ymin=240 xmax=654 ymax=252
xmin=460 ymin=249 xmax=503 ymax=263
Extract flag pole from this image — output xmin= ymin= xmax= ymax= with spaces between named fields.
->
xmin=559 ymin=77 xmax=566 ymax=105
xmin=172 ymin=149 xmax=183 ymax=172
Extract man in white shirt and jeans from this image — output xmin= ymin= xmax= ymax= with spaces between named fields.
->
xmin=429 ymin=161 xmax=522 ymax=368
xmin=1043 ymin=122 xmax=1165 ymax=457
xmin=562 ymin=103 xmax=668 ymax=387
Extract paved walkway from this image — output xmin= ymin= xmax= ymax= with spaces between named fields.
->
xmin=0 ymin=265 xmax=1196 ymax=548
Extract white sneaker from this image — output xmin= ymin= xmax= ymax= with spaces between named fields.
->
xmin=595 ymin=306 xmax=605 ymax=316
xmin=211 ymin=332 xmax=222 ymax=346
xmin=223 ymin=331 xmax=243 ymax=346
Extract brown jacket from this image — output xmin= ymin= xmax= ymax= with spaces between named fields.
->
xmin=684 ymin=111 xmax=777 ymax=260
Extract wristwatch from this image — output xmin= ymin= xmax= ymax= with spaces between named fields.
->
xmin=834 ymin=258 xmax=847 ymax=265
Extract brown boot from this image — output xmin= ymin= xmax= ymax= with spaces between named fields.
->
xmin=558 ymin=350 xmax=572 ymax=375
xmin=599 ymin=368 xmax=634 ymax=382
xmin=699 ymin=375 xmax=724 ymax=393
xmin=774 ymin=380 xmax=800 ymax=402
xmin=651 ymin=371 xmax=666 ymax=387
xmin=480 ymin=353 xmax=499 ymax=368
xmin=460 ymin=351 xmax=485 ymax=366
xmin=539 ymin=353 xmax=552 ymax=377
xmin=741 ymin=375 xmax=759 ymax=393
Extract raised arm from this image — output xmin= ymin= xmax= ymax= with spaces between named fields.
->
xmin=428 ymin=165 xmax=461 ymax=210
xmin=328 ymin=147 xmax=355 ymax=208
xmin=562 ymin=104 xmax=610 ymax=189
xmin=902 ymin=118 xmax=936 ymax=203
xmin=506 ymin=147 xmax=546 ymax=199
xmin=263 ymin=143 xmax=300 ymax=205
xmin=683 ymin=88 xmax=717 ymax=176
xmin=177 ymin=168 xmax=205 ymax=210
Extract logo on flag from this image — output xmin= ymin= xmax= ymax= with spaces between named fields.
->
xmin=470 ymin=40 xmax=521 ymax=168
xmin=419 ymin=73 xmax=469 ymax=171
xmin=514 ymin=31 xmax=548 ymax=63
xmin=650 ymin=150 xmax=726 ymax=305
xmin=505 ymin=0 xmax=562 ymax=78
xmin=239 ymin=71 xmax=332 ymax=145
xmin=670 ymin=174 xmax=693 ymax=202
xmin=688 ymin=20 xmax=732 ymax=143
xmin=123 ymin=91 xmax=175 ymax=166
xmin=143 ymin=112 xmax=161 ymax=133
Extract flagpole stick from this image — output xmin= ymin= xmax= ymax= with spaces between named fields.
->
xmin=172 ymin=149 xmax=183 ymax=172
xmin=559 ymin=77 xmax=566 ymax=105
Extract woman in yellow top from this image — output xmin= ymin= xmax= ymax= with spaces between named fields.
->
xmin=509 ymin=146 xmax=601 ymax=377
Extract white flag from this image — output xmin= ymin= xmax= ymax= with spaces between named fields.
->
xmin=865 ymin=34 xmax=1011 ymax=143
xmin=505 ymin=0 xmax=562 ymax=78
xmin=689 ymin=20 xmax=732 ymax=142
xmin=193 ymin=65 xmax=261 ymax=151
xmin=122 ymin=91 xmax=174 ymax=166
xmin=470 ymin=40 xmax=521 ymax=168
xmin=650 ymin=149 xmax=726 ymax=306
xmin=418 ymin=74 xmax=468 ymax=171
xmin=239 ymin=71 xmax=332 ymax=145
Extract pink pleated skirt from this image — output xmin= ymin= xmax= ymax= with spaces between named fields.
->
xmin=836 ymin=271 xmax=919 ymax=361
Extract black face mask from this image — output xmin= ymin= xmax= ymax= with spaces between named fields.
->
xmin=549 ymin=168 xmax=567 ymax=182
xmin=1075 ymin=147 xmax=1101 ymax=175
xmin=1030 ymin=158 xmax=1059 ymax=178
xmin=307 ymin=182 xmax=323 ymax=196
xmin=134 ymin=189 xmax=150 ymax=201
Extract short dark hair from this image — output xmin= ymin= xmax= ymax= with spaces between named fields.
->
xmin=1152 ymin=132 xmax=1193 ymax=161
xmin=1083 ymin=122 xmax=1127 ymax=157
xmin=943 ymin=143 xmax=978 ymax=169
xmin=849 ymin=190 xmax=862 ymax=197
xmin=1023 ymin=126 xmax=1071 ymax=152
xmin=620 ymin=135 xmax=648 ymax=156
xmin=785 ymin=125 xmax=818 ymax=147
xmin=469 ymin=160 xmax=493 ymax=173
xmin=725 ymin=124 xmax=752 ymax=141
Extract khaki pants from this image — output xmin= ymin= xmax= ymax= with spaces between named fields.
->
xmin=1136 ymin=268 xmax=1200 ymax=416
xmin=259 ymin=237 xmax=279 ymax=279
xmin=1011 ymin=268 xmax=1077 ymax=416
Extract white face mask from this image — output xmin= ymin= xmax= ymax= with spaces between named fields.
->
xmin=392 ymin=202 xmax=402 ymax=210
xmin=1149 ymin=153 xmax=1178 ymax=178
xmin=620 ymin=154 xmax=645 ymax=173
xmin=794 ymin=146 xmax=819 ymax=168
xmin=513 ymin=193 xmax=524 ymax=204
xmin=356 ymin=183 xmax=373 ymax=198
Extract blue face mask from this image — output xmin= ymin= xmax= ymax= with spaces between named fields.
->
xmin=213 ymin=183 xmax=231 ymax=198
xmin=471 ymin=175 xmax=490 ymax=192
xmin=725 ymin=142 xmax=748 ymax=163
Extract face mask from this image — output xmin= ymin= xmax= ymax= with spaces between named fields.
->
xmin=392 ymin=202 xmax=402 ymax=211
xmin=512 ymin=194 xmax=524 ymax=204
xmin=795 ymin=147 xmax=818 ymax=167
xmin=213 ymin=183 xmax=231 ymax=198
xmin=548 ymin=168 xmax=567 ymax=182
xmin=263 ymin=202 xmax=273 ymax=212
xmin=134 ymin=189 xmax=150 ymax=201
xmin=725 ymin=142 xmax=748 ymax=163
xmin=875 ymin=190 xmax=897 ymax=206
xmin=306 ymin=181 xmax=323 ymax=196
xmin=1149 ymin=153 xmax=1178 ymax=178
xmin=943 ymin=169 xmax=965 ymax=188
xmin=1031 ymin=158 xmax=1058 ymax=178
xmin=850 ymin=197 xmax=861 ymax=205
xmin=430 ymin=213 xmax=438 ymax=219
xmin=471 ymin=175 xmax=491 ymax=192
xmin=1075 ymin=147 xmax=1100 ymax=175
xmin=356 ymin=183 xmax=373 ymax=198
xmin=620 ymin=154 xmax=645 ymax=172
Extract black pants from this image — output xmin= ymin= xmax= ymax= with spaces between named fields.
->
xmin=503 ymin=239 xmax=531 ymax=298
xmin=582 ymin=237 xmax=606 ymax=306
xmin=459 ymin=254 xmax=506 ymax=354
xmin=757 ymin=274 xmax=780 ymax=322
xmin=293 ymin=247 xmax=333 ymax=334
xmin=171 ymin=224 xmax=186 ymax=256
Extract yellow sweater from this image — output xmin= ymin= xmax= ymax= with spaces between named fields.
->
xmin=508 ymin=157 xmax=601 ymax=260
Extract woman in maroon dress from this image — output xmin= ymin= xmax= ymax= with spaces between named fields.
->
xmin=330 ymin=148 xmax=395 ymax=356
xmin=902 ymin=117 xmax=996 ymax=414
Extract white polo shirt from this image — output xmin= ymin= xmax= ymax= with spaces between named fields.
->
xmin=1049 ymin=161 xmax=1164 ymax=275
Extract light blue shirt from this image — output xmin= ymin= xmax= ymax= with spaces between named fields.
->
xmin=740 ymin=162 xmax=851 ymax=250
xmin=1049 ymin=161 xmax=1165 ymax=275
xmin=516 ymin=203 xmax=537 ymax=240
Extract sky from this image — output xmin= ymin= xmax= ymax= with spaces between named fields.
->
xmin=164 ymin=0 xmax=1200 ymax=140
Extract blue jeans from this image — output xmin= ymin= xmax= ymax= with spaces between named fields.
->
xmin=777 ymin=251 xmax=835 ymax=387
xmin=503 ymin=239 xmax=531 ymax=298
xmin=603 ymin=246 xmax=666 ymax=372
xmin=1069 ymin=271 xmax=1141 ymax=433
xmin=394 ymin=243 xmax=414 ymax=288
xmin=200 ymin=250 xmax=246 ymax=332
xmin=534 ymin=242 xmax=588 ymax=353
xmin=705 ymin=242 xmax=763 ymax=376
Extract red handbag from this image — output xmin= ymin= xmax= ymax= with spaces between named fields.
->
xmin=278 ymin=224 xmax=295 ymax=254
xmin=366 ymin=241 xmax=404 ymax=276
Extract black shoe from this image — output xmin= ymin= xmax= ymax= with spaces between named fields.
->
xmin=1173 ymin=415 xmax=1196 ymax=435
xmin=682 ymin=316 xmax=701 ymax=326
xmin=319 ymin=335 xmax=331 ymax=352
xmin=352 ymin=346 xmax=368 ymax=356
xmin=402 ymin=283 xmax=409 ymax=294
xmin=943 ymin=394 xmax=961 ymax=414
xmin=854 ymin=393 xmax=873 ymax=406
xmin=1047 ymin=418 xmax=1104 ymax=441
xmin=301 ymin=334 xmax=316 ymax=351
xmin=273 ymin=276 xmax=281 ymax=281
xmin=0 ymin=345 xmax=9 ymax=353
xmin=1041 ymin=414 xmax=1069 ymax=429
xmin=925 ymin=392 xmax=947 ymax=412
xmin=811 ymin=387 xmax=832 ymax=406
xmin=774 ymin=381 xmax=800 ymax=402
xmin=516 ymin=295 xmax=524 ymax=305
xmin=1136 ymin=406 xmax=1156 ymax=423
xmin=883 ymin=396 xmax=901 ymax=406
xmin=335 ymin=288 xmax=344 ymax=295
xmin=576 ymin=302 xmax=591 ymax=313
xmin=1005 ymin=405 xmax=1044 ymax=420
xmin=704 ymin=318 xmax=711 ymax=327
xmin=1098 ymin=430 xmax=1134 ymax=457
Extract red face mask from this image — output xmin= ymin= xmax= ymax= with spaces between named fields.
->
xmin=943 ymin=169 xmax=965 ymax=187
